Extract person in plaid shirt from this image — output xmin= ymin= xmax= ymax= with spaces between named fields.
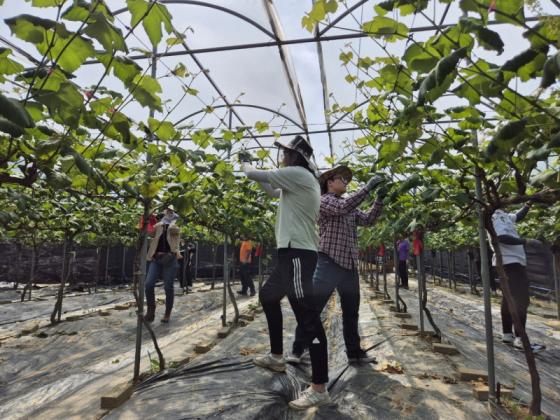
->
xmin=287 ymin=165 xmax=385 ymax=364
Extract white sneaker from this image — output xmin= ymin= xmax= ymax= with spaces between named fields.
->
xmin=285 ymin=349 xmax=308 ymax=364
xmin=502 ymin=333 xmax=514 ymax=344
xmin=513 ymin=337 xmax=546 ymax=353
xmin=288 ymin=386 xmax=331 ymax=410
xmin=253 ymin=353 xmax=286 ymax=372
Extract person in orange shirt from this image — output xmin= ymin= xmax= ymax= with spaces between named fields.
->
xmin=237 ymin=239 xmax=255 ymax=296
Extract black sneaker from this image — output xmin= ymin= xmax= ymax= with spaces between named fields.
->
xmin=348 ymin=350 xmax=377 ymax=364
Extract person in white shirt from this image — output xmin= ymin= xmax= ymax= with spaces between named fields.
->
xmin=491 ymin=202 xmax=545 ymax=353
xmin=240 ymin=135 xmax=330 ymax=410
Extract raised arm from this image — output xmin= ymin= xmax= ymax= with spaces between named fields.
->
xmin=514 ymin=203 xmax=531 ymax=222
xmin=259 ymin=182 xmax=281 ymax=198
xmin=356 ymin=200 xmax=383 ymax=226
xmin=241 ymin=163 xmax=281 ymax=198
xmin=321 ymin=187 xmax=370 ymax=216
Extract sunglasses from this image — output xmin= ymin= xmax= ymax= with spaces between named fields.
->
xmin=331 ymin=176 xmax=348 ymax=184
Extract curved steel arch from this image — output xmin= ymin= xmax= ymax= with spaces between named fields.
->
xmin=174 ymin=103 xmax=305 ymax=131
xmin=113 ymin=0 xmax=276 ymax=40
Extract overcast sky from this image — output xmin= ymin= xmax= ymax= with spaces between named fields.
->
xmin=0 ymin=0 xmax=558 ymax=166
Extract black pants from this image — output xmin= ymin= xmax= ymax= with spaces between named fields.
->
xmin=239 ymin=263 xmax=255 ymax=293
xmin=500 ymin=263 xmax=529 ymax=336
xmin=292 ymin=253 xmax=361 ymax=357
xmin=260 ymin=248 xmax=328 ymax=384
xmin=398 ymin=260 xmax=408 ymax=288
xmin=178 ymin=262 xmax=193 ymax=288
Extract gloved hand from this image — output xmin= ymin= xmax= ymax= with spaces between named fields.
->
xmin=238 ymin=149 xmax=252 ymax=163
xmin=376 ymin=184 xmax=388 ymax=201
xmin=365 ymin=175 xmax=384 ymax=192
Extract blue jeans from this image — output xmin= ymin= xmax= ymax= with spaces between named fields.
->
xmin=145 ymin=255 xmax=179 ymax=313
xmin=292 ymin=253 xmax=361 ymax=357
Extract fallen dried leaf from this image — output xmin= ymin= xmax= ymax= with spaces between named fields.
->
xmin=239 ymin=347 xmax=258 ymax=356
xmin=380 ymin=360 xmax=404 ymax=374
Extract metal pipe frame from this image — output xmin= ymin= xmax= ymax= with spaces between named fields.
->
xmin=171 ymin=24 xmax=277 ymax=166
xmin=175 ymin=117 xmax=499 ymax=141
xmin=174 ymin=103 xmax=305 ymax=131
xmin=113 ymin=0 xmax=276 ymax=39
xmin=84 ymin=16 xmax=547 ymax=64
xmin=315 ymin=13 xmax=334 ymax=160
xmin=263 ymin=0 xmax=308 ymax=132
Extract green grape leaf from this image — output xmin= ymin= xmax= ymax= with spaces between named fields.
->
xmin=362 ymin=16 xmax=409 ymax=43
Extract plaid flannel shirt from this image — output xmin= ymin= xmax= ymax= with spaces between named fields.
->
xmin=319 ymin=186 xmax=383 ymax=270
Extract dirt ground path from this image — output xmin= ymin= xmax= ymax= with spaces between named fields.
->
xmin=0 ymin=284 xmax=257 ymax=420
xmin=377 ymin=273 xmax=560 ymax=417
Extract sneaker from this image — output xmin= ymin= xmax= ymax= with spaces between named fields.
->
xmin=237 ymin=290 xmax=247 ymax=296
xmin=253 ymin=353 xmax=286 ymax=372
xmin=289 ymin=386 xmax=331 ymax=410
xmin=502 ymin=333 xmax=514 ymax=344
xmin=285 ymin=349 xmax=308 ymax=364
xmin=348 ymin=349 xmax=378 ymax=364
xmin=513 ymin=337 xmax=546 ymax=353
xmin=250 ymin=290 xmax=256 ymax=297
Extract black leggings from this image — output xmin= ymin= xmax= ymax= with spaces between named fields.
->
xmin=398 ymin=260 xmax=408 ymax=288
xmin=259 ymin=248 xmax=328 ymax=384
xmin=500 ymin=263 xmax=530 ymax=336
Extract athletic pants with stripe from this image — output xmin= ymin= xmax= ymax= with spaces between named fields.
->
xmin=259 ymin=248 xmax=328 ymax=384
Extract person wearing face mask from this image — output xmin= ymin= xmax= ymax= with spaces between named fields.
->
xmin=240 ymin=135 xmax=330 ymax=410
xmin=144 ymin=205 xmax=181 ymax=323
xmin=286 ymin=165 xmax=385 ymax=365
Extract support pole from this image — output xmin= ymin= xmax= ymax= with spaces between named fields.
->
xmin=258 ymin=248 xmax=262 ymax=293
xmin=133 ymin=45 xmax=157 ymax=382
xmin=222 ymin=237 xmax=228 ymax=327
xmin=121 ymin=247 xmax=127 ymax=283
xmin=194 ymin=241 xmax=199 ymax=285
xmin=383 ymin=253 xmax=388 ymax=298
xmin=554 ymin=251 xmax=560 ymax=320
xmin=473 ymin=131 xmax=496 ymax=403
xmin=104 ymin=245 xmax=110 ymax=284
xmin=133 ymin=232 xmax=148 ymax=381
xmin=394 ymin=243 xmax=400 ymax=312
xmin=416 ymin=252 xmax=425 ymax=333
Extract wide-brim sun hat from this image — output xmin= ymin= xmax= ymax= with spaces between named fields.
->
xmin=319 ymin=165 xmax=353 ymax=194
xmin=273 ymin=135 xmax=314 ymax=165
